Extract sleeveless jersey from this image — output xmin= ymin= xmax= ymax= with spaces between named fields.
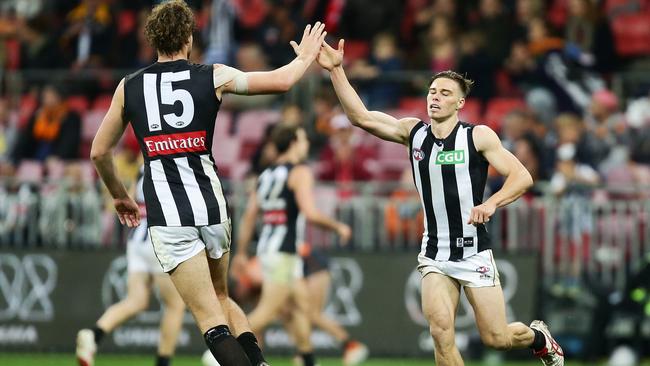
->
xmin=255 ymin=163 xmax=305 ymax=255
xmin=408 ymin=121 xmax=491 ymax=261
xmin=124 ymin=60 xmax=228 ymax=227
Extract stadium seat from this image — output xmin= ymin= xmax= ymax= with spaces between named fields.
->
xmin=215 ymin=110 xmax=232 ymax=138
xmin=611 ymin=13 xmax=650 ymax=57
xmin=19 ymin=94 xmax=38 ymax=127
xmin=82 ymin=110 xmax=106 ymax=142
xmin=66 ymin=95 xmax=90 ymax=114
xmin=483 ymin=98 xmax=526 ymax=132
xmin=117 ymin=10 xmax=137 ymax=36
xmin=212 ymin=137 xmax=241 ymax=170
xmin=16 ymin=160 xmax=44 ymax=183
xmin=458 ymin=98 xmax=481 ymax=124
xmin=235 ymin=109 xmax=280 ymax=142
xmin=399 ymin=97 xmax=426 ymax=112
xmin=343 ymin=40 xmax=370 ymax=64
xmin=92 ymin=94 xmax=113 ymax=111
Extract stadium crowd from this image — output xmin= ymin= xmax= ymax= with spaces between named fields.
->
xmin=0 ymin=0 xmax=649 ymax=226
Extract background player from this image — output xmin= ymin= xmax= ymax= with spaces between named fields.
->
xmin=314 ymin=39 xmax=564 ymax=366
xmin=76 ymin=165 xmax=186 ymax=366
xmin=231 ymin=124 xmax=351 ymax=366
xmin=89 ymin=1 xmax=327 ymax=365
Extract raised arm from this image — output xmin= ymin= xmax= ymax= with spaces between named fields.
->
xmin=214 ymin=22 xmax=326 ymax=98
xmin=468 ymin=125 xmax=533 ymax=225
xmin=319 ymin=39 xmax=419 ymax=145
xmin=90 ymin=79 xmax=140 ymax=228
xmin=290 ymin=165 xmax=351 ymax=244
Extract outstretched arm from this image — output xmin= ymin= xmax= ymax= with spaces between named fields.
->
xmin=320 ymin=39 xmax=419 ymax=145
xmin=90 ymin=79 xmax=140 ymax=227
xmin=468 ymin=125 xmax=533 ymax=225
xmin=291 ymin=166 xmax=351 ymax=244
xmin=215 ymin=22 xmax=327 ymax=97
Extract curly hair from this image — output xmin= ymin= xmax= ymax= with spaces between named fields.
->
xmin=144 ymin=0 xmax=195 ymax=56
xmin=430 ymin=70 xmax=474 ymax=97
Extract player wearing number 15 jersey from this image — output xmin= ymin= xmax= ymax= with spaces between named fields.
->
xmin=88 ymin=1 xmax=328 ymax=365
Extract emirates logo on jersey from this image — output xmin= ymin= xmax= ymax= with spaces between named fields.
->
xmin=143 ymin=131 xmax=207 ymax=157
xmin=413 ymin=148 xmax=425 ymax=161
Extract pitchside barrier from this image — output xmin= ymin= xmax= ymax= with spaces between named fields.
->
xmin=0 ymin=250 xmax=536 ymax=357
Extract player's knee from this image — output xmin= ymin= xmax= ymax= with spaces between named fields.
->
xmin=429 ymin=324 xmax=455 ymax=350
xmin=481 ymin=332 xmax=511 ymax=351
xmin=130 ymin=295 xmax=150 ymax=312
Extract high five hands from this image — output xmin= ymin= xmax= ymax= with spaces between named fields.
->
xmin=289 ymin=22 xmax=345 ymax=71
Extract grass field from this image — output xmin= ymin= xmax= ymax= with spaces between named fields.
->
xmin=1 ymin=354 xmax=648 ymax=366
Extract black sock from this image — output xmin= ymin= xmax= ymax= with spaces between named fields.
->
xmin=155 ymin=355 xmax=170 ymax=366
xmin=204 ymin=325 xmax=251 ymax=366
xmin=92 ymin=326 xmax=105 ymax=345
xmin=530 ymin=329 xmax=546 ymax=352
xmin=237 ymin=332 xmax=266 ymax=366
xmin=301 ymin=353 xmax=315 ymax=366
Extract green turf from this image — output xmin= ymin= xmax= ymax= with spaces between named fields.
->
xmin=0 ymin=353 xmax=643 ymax=366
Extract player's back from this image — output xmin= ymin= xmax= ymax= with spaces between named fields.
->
xmin=123 ymin=60 xmax=228 ymax=228
xmin=255 ymin=163 xmax=304 ymax=255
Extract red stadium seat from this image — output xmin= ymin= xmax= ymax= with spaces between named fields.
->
xmin=235 ymin=109 xmax=280 ymax=142
xmin=215 ymin=110 xmax=232 ymax=138
xmin=16 ymin=160 xmax=43 ymax=183
xmin=19 ymin=94 xmax=38 ymax=127
xmin=212 ymin=137 xmax=241 ymax=172
xmin=611 ymin=13 xmax=650 ymax=57
xmin=342 ymin=40 xmax=370 ymax=64
xmin=399 ymin=97 xmax=426 ymax=112
xmin=459 ymin=98 xmax=481 ymax=124
xmin=82 ymin=110 xmax=106 ymax=142
xmin=92 ymin=94 xmax=113 ymax=111
xmin=483 ymin=98 xmax=526 ymax=132
xmin=66 ymin=95 xmax=90 ymax=114
xmin=117 ymin=10 xmax=137 ymax=36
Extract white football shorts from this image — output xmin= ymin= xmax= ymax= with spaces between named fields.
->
xmin=258 ymin=252 xmax=303 ymax=286
xmin=149 ymin=219 xmax=231 ymax=273
xmin=126 ymin=218 xmax=164 ymax=274
xmin=417 ymin=249 xmax=500 ymax=288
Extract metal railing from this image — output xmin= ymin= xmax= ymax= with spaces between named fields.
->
xmin=1 ymin=178 xmax=648 ymax=292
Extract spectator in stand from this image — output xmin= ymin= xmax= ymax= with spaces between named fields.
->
xmin=339 ymin=0 xmax=402 ymax=41
xmin=513 ymin=133 xmax=549 ymax=196
xmin=565 ymin=0 xmax=617 ymax=73
xmin=0 ymin=98 xmax=17 ymax=176
xmin=584 ymin=89 xmax=628 ymax=172
xmin=413 ymin=15 xmax=457 ymax=72
xmin=384 ymin=168 xmax=424 ymax=248
xmin=471 ymin=0 xmax=512 ymax=65
xmin=501 ymin=109 xmax=533 ymax=152
xmin=60 ymin=0 xmax=114 ymax=69
xmin=348 ymin=33 xmax=402 ymax=109
xmin=457 ymin=31 xmax=495 ymax=102
xmin=554 ymin=113 xmax=597 ymax=168
xmin=18 ymin=15 xmax=65 ymax=70
xmin=318 ymin=114 xmax=374 ymax=197
xmin=203 ymin=0 xmax=236 ymax=65
xmin=513 ymin=0 xmax=545 ymax=41
xmin=10 ymin=84 xmax=81 ymax=166
xmin=256 ymin=2 xmax=302 ymax=68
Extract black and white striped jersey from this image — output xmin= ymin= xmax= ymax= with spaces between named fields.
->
xmin=124 ymin=60 xmax=228 ymax=227
xmin=255 ymin=163 xmax=305 ymax=256
xmin=409 ymin=121 xmax=491 ymax=261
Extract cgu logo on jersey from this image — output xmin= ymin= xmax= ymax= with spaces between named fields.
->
xmin=435 ymin=150 xmax=465 ymax=165
xmin=143 ymin=131 xmax=207 ymax=157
